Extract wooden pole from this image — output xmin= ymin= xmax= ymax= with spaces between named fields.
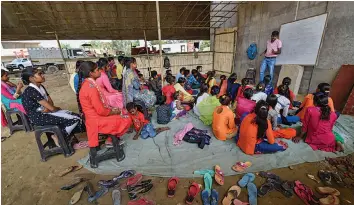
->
xmin=55 ymin=31 xmax=70 ymax=83
xmin=156 ymin=0 xmax=164 ymax=85
xmin=143 ymin=30 xmax=151 ymax=77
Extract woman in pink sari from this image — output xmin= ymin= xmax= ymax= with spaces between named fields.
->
xmin=95 ymin=58 xmax=124 ymax=109
xmin=1 ymin=69 xmax=26 ymax=114
xmin=293 ymin=93 xmax=343 ymax=152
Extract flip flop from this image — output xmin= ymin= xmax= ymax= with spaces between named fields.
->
xmin=257 ymin=182 xmax=274 ymax=197
xmin=204 ymin=173 xmax=213 ymax=193
xmin=202 ymin=190 xmax=211 ymax=205
xmin=318 ymin=170 xmax=332 ymax=185
xmin=73 ymin=141 xmax=89 ymax=149
xmin=84 ymin=182 xmax=95 ymax=198
xmin=128 ymin=183 xmax=154 ymax=200
xmin=238 ymin=173 xmax=255 ymax=188
xmin=247 ymin=183 xmax=257 ymax=205
xmin=258 ymin=171 xmax=281 ymax=181
xmin=215 ymin=165 xmax=224 ymax=185
xmin=185 ymin=182 xmax=201 ymax=205
xmin=232 ymin=199 xmax=249 ymax=205
xmin=88 ymin=187 xmax=109 ymax=203
xmin=61 ymin=178 xmax=84 ymax=190
xmin=267 ymin=178 xmax=292 ymax=198
xmin=211 ymin=189 xmax=219 ymax=205
xmin=232 ymin=162 xmax=252 ymax=172
xmin=294 ymin=180 xmax=319 ymax=205
xmin=127 ymin=198 xmax=156 ymax=205
xmin=58 ymin=165 xmax=83 ymax=177
xmin=330 ymin=172 xmax=344 ymax=186
xmin=69 ymin=187 xmax=84 ymax=205
xmin=167 ymin=177 xmax=179 ymax=197
xmin=316 ymin=187 xmax=340 ymax=196
xmin=98 ymin=179 xmax=120 ymax=189
xmin=114 ymin=170 xmax=136 ymax=181
xmin=222 ymin=186 xmax=241 ymax=205
xmin=194 ymin=169 xmax=215 ymax=176
xmin=319 ymin=195 xmax=340 ymax=205
xmin=121 ymin=173 xmax=143 ymax=190
xmin=112 ymin=189 xmax=121 ymax=205
xmin=128 ymin=180 xmax=153 ymax=192
xmin=294 ymin=186 xmax=311 ymax=205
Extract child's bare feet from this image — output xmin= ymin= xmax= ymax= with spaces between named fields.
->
xmin=133 ymin=135 xmax=139 ymax=140
xmin=156 ymin=127 xmax=170 ymax=135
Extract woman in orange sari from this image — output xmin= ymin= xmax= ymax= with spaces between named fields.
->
xmin=237 ymin=100 xmax=288 ymax=155
xmin=77 ymin=61 xmax=132 ymax=148
xmin=297 ymin=83 xmax=335 ymax=121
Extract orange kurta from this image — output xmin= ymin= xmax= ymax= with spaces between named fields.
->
xmin=237 ymin=113 xmax=274 ymax=155
xmin=297 ymin=94 xmax=335 ymax=121
xmin=212 ymin=105 xmax=237 ymax=141
xmin=79 ymin=79 xmax=132 ymax=147
xmin=217 ymin=80 xmax=227 ymax=98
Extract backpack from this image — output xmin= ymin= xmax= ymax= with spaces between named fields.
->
xmin=247 ymin=43 xmax=257 ymax=60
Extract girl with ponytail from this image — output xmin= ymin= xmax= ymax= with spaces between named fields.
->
xmin=293 ymin=93 xmax=343 ymax=152
xmin=237 ymin=100 xmax=288 ymax=155
xmin=296 ymin=83 xmax=335 ymax=121
xmin=274 ymin=77 xmax=296 ymax=108
xmin=205 ymin=71 xmax=216 ymax=94
xmin=78 ymin=61 xmax=132 ymax=148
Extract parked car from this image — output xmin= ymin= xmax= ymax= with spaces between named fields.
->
xmin=5 ymin=58 xmax=32 ymax=72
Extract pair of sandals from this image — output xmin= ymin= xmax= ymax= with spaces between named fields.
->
xmin=98 ymin=170 xmax=136 ymax=189
xmin=258 ymin=178 xmax=294 ymax=198
xmin=316 ymin=187 xmax=340 ymax=205
xmin=318 ymin=170 xmax=344 ymax=186
xmin=69 ymin=181 xmax=108 ymax=205
xmin=128 ymin=179 xmax=153 ymax=200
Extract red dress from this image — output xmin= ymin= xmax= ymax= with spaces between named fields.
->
xmin=236 ymin=85 xmax=253 ymax=98
xmin=130 ymin=111 xmax=149 ymax=131
xmin=162 ymin=85 xmax=176 ymax=105
xmin=79 ymin=79 xmax=132 ymax=147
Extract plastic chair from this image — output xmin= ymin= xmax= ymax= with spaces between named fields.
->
xmin=89 ymin=134 xmax=125 ymax=168
xmin=34 ymin=125 xmax=75 ymax=161
xmin=4 ymin=108 xmax=32 ymax=135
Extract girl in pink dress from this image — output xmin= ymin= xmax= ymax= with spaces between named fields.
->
xmin=293 ymin=93 xmax=343 ymax=152
xmin=95 ymin=58 xmax=124 ymax=109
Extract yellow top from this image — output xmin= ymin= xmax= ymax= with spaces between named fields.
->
xmin=116 ymin=64 xmax=123 ymax=80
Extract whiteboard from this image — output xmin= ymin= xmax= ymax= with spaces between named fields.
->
xmin=276 ymin=13 xmax=327 ymax=65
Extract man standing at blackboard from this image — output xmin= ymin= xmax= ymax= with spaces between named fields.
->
xmin=259 ymin=31 xmax=282 ymax=82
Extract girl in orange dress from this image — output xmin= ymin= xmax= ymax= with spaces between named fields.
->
xmin=77 ymin=61 xmax=132 ymax=148
xmin=217 ymin=75 xmax=227 ymax=98
xmin=237 ymin=100 xmax=288 ymax=155
xmin=212 ymin=95 xmax=237 ymax=141
xmin=297 ymin=83 xmax=335 ymax=121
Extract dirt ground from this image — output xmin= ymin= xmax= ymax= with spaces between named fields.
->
xmin=1 ymin=71 xmax=353 ymax=205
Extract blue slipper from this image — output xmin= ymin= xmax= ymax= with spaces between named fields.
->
xmin=247 ymin=182 xmax=257 ymax=205
xmin=201 ymin=190 xmax=211 ymax=205
xmin=204 ymin=173 xmax=212 ymax=193
xmin=88 ymin=187 xmax=109 ymax=203
xmin=238 ymin=173 xmax=255 ymax=188
xmin=210 ymin=189 xmax=219 ymax=205
xmin=194 ymin=169 xmax=215 ymax=177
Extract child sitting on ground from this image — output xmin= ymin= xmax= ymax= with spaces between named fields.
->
xmin=217 ymin=75 xmax=227 ymax=98
xmin=251 ymin=82 xmax=267 ymax=103
xmin=227 ymin=73 xmax=241 ymax=101
xmin=263 ymin=75 xmax=274 ymax=95
xmin=274 ymin=77 xmax=296 ymax=108
xmin=236 ymin=78 xmax=252 ymax=98
xmin=148 ymin=70 xmax=162 ymax=100
xmin=236 ymin=88 xmax=256 ymax=123
xmin=156 ymin=96 xmax=172 ymax=124
xmin=138 ymin=74 xmax=149 ymax=90
xmin=205 ymin=71 xmax=217 ymax=94
xmin=171 ymin=91 xmax=188 ymax=120
xmin=126 ymin=102 xmax=169 ymax=140
xmin=162 ymin=75 xmax=176 ymax=105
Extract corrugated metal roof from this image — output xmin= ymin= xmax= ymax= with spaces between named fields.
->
xmin=1 ymin=1 xmax=241 ymax=41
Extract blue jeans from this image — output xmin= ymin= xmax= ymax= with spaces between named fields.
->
xmin=254 ymin=140 xmax=287 ymax=154
xmin=260 ymin=57 xmax=276 ymax=82
xmin=141 ymin=123 xmax=157 ymax=139
xmin=277 ymin=116 xmax=300 ymax=124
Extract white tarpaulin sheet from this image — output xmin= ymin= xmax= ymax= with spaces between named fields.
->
xmin=79 ymin=114 xmax=354 ymax=177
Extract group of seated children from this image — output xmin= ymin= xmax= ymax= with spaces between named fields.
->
xmin=156 ymin=68 xmax=344 ymax=155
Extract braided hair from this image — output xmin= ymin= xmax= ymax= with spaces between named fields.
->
xmin=252 ymin=100 xmax=269 ymax=139
xmin=317 ymin=83 xmax=331 ymax=96
xmin=76 ymin=61 xmax=97 ymax=114
xmin=314 ymin=92 xmax=331 ymax=120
